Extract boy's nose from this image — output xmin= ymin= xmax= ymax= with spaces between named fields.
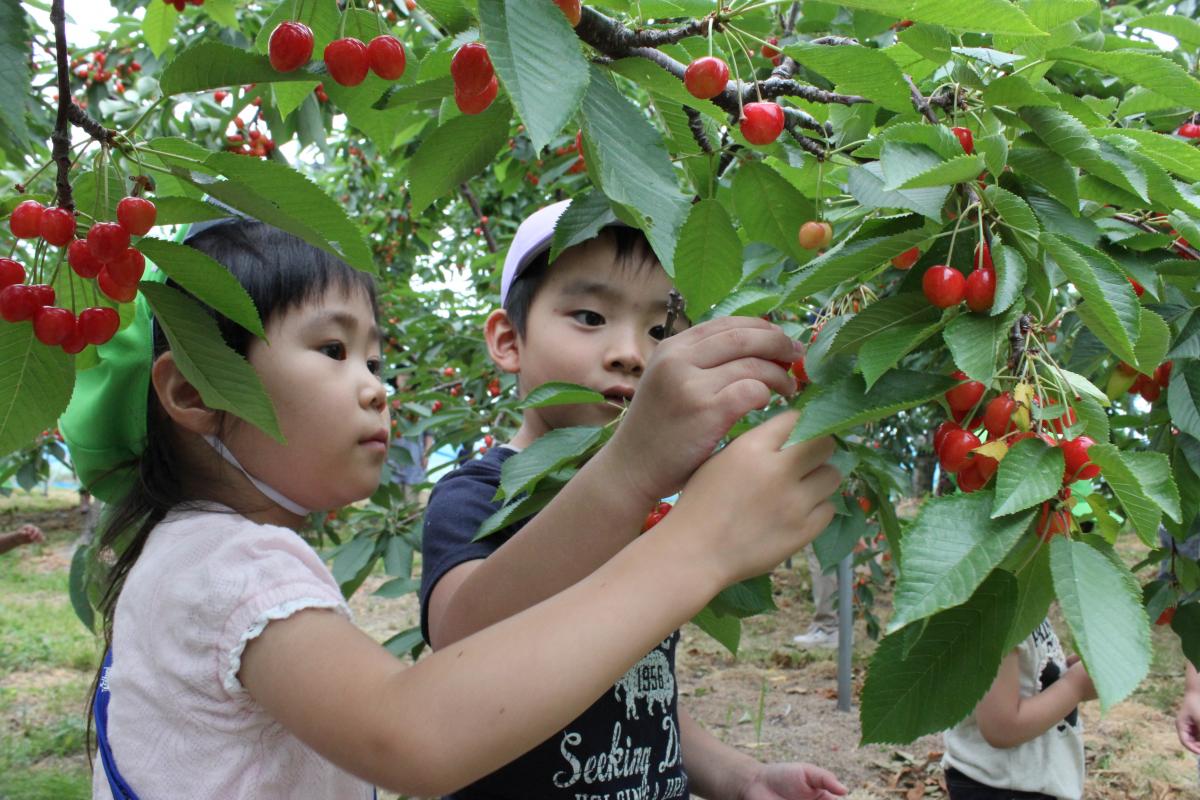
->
xmin=605 ymin=330 xmax=647 ymax=375
xmin=361 ymin=372 xmax=387 ymax=411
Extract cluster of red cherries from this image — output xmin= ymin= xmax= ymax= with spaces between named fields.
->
xmin=1118 ymin=360 xmax=1172 ymax=403
xmin=267 ymin=20 xmax=406 ymax=88
xmin=922 ymin=240 xmax=996 ymax=314
xmin=932 ymin=373 xmax=1100 ymax=540
xmin=161 ymin=0 xmax=203 ymax=10
xmin=1 ymin=196 xmax=155 ymax=352
xmin=450 ymin=44 xmax=500 ymax=115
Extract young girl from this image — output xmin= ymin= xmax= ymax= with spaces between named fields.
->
xmin=70 ymin=217 xmax=841 ymax=798
xmin=942 ymin=616 xmax=1097 ymax=800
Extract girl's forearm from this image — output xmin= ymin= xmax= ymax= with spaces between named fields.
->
xmin=994 ymin=677 xmax=1086 ymax=748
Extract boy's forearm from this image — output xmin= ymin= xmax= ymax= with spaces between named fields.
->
xmin=1187 ymin=661 xmax=1200 ymax=693
xmin=678 ymin=708 xmax=759 ymax=799
xmin=998 ymin=676 xmax=1087 ymax=748
xmin=433 ymin=443 xmax=664 ymax=646
xmin=0 ymin=532 xmax=24 ymax=555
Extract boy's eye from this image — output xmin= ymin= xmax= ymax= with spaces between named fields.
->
xmin=571 ymin=310 xmax=605 ymax=326
xmin=649 ymin=325 xmax=666 ymax=341
xmin=367 ymin=357 xmax=382 ymax=375
xmin=319 ymin=342 xmax=346 ymax=360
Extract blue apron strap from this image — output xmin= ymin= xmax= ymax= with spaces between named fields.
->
xmin=94 ymin=648 xmax=142 ymax=800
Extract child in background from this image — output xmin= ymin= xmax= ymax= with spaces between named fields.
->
xmin=68 ymin=217 xmax=846 ymax=799
xmin=421 ymin=201 xmax=848 ymax=800
xmin=0 ymin=523 xmax=45 ymax=555
xmin=942 ymin=617 xmax=1096 ymax=799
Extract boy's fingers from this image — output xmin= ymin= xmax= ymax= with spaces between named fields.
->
xmin=787 ymin=435 xmax=839 ymax=477
xmin=705 ymin=358 xmax=796 ymax=398
xmin=684 ymin=325 xmax=797 ymax=370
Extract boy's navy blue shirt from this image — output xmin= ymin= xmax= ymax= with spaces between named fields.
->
xmin=420 ymin=446 xmax=689 ymax=800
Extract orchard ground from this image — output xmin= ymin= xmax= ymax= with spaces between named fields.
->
xmin=1 ymin=491 xmax=1195 ymax=800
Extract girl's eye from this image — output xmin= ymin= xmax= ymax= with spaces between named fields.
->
xmin=649 ymin=325 xmax=666 ymax=341
xmin=571 ymin=310 xmax=605 ymax=326
xmin=319 ymin=342 xmax=346 ymax=360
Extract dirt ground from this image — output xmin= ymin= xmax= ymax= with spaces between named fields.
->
xmin=350 ymin=558 xmax=1200 ymax=800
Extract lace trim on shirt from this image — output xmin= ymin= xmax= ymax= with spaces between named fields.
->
xmin=224 ymin=598 xmax=348 ymax=696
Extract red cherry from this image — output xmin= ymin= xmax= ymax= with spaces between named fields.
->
xmin=1157 ymin=606 xmax=1177 ymax=625
xmin=740 ymin=102 xmax=785 ymax=146
xmin=0 ymin=258 xmax=25 ymax=288
xmin=61 ymin=326 xmax=88 ymax=355
xmin=798 ymin=221 xmax=833 ymax=250
xmin=87 ymin=222 xmax=131 ymax=263
xmin=974 ymin=241 xmax=993 ymax=272
xmin=857 ymin=496 xmax=873 ymax=514
xmin=951 ymin=126 xmax=973 ymax=154
xmin=107 ymin=247 xmax=146 ymax=286
xmin=29 ymin=284 xmax=54 ymax=308
xmin=455 ymin=75 xmax=498 ymax=114
xmin=761 ymin=36 xmax=781 ymax=60
xmin=116 ymin=196 xmax=157 ymax=236
xmin=1128 ymin=277 xmax=1145 ymax=297
xmin=553 ymin=0 xmax=582 ymax=26
xmin=940 ymin=429 xmax=980 ymax=473
xmin=214 ymin=89 xmax=228 ymax=103
xmin=1155 ymin=361 xmax=1173 ymax=387
xmin=1179 ymin=124 xmax=1200 ymax=139
xmin=324 ymin=38 xmax=369 ymax=87
xmin=1047 ymin=402 xmax=1077 ymax=435
xmin=933 ymin=420 xmax=960 ymax=453
xmin=67 ymin=239 xmax=102 ymax=278
xmin=78 ymin=306 xmax=121 ymax=345
xmin=641 ymin=510 xmax=666 ymax=532
xmin=922 ymin=265 xmax=965 ymax=308
xmin=974 ymin=452 xmax=999 ymax=482
xmin=983 ymin=394 xmax=1017 ymax=439
xmin=956 ymin=459 xmax=987 ymax=492
xmin=431 ymin=399 xmax=443 ymax=413
xmin=965 ymin=268 xmax=996 ymax=313
xmin=1036 ymin=503 xmax=1071 ymax=542
xmin=269 ymin=21 xmax=314 ymax=73
xmin=946 ymin=371 xmax=986 ymax=413
xmin=39 ymin=207 xmax=76 ymax=246
xmin=1061 ymin=436 xmax=1100 ymax=482
xmin=33 ymin=306 xmax=75 ymax=346
xmin=891 ymin=247 xmax=919 ymax=270
xmin=683 ymin=56 xmax=729 ymax=100
xmin=0 ymin=285 xmax=38 ymax=322
xmin=367 ymin=35 xmax=406 ymax=80
xmin=9 ymin=200 xmax=45 ymax=239
xmin=98 ymin=268 xmax=138 ymax=303
xmin=451 ymin=43 xmax=494 ymax=96
xmin=1140 ymin=381 xmax=1161 ymax=403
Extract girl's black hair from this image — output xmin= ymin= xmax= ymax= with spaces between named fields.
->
xmin=86 ymin=218 xmax=377 ymax=756
xmin=503 ymin=226 xmax=658 ymax=338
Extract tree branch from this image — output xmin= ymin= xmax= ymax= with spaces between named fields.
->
xmin=905 ymin=74 xmax=939 ymax=124
xmin=49 ymin=0 xmax=73 ymax=210
xmin=1114 ymin=213 xmax=1200 ymax=261
xmin=683 ymin=107 xmax=714 ymax=153
xmin=460 ymin=182 xmax=497 ymax=254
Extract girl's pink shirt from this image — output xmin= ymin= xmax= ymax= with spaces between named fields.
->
xmin=92 ymin=505 xmax=373 ymax=799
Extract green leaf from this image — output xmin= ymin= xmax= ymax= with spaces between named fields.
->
xmin=848 ymin=162 xmax=950 ymax=219
xmin=1171 ymin=604 xmax=1200 ymax=670
xmin=1057 ymin=368 xmax=1110 ymax=409
xmin=522 ymin=382 xmax=606 ymax=408
xmin=1050 ymin=537 xmax=1151 ymax=712
xmin=142 ymin=1 xmax=178 ymax=58
xmin=151 ymin=197 xmax=234 ymax=226
xmin=1087 ymin=443 xmax=1165 ymax=546
xmin=813 ymin=510 xmax=866 ymax=574
xmin=409 ymin=97 xmax=511 ymax=213
xmin=1124 ymin=451 xmax=1182 ymax=525
xmin=373 ymin=577 xmax=421 ymax=598
xmin=861 ymin=570 xmax=1017 ymax=745
xmin=419 ymin=0 xmax=475 ymax=33
xmin=789 ymin=370 xmax=957 ymax=441
xmin=1134 ymin=308 xmax=1171 ymax=375
xmin=198 ymin=152 xmax=376 ymax=274
xmin=829 ymin=293 xmax=940 ymax=355
xmin=1002 ymin=542 xmax=1054 ymax=652
xmin=907 ymin=0 xmax=1045 ymax=35
xmin=783 ymin=225 xmax=929 ymax=301
xmin=992 ymin=437 xmax=1065 ymax=517
xmin=691 ymin=605 xmax=741 ymax=655
xmin=497 ymin=426 xmax=606 ymax=501
xmin=1131 ymin=14 xmax=1200 ymax=51
xmin=1049 ymin=47 xmax=1200 ymax=110
xmin=160 ymin=43 xmax=319 ymax=96
xmin=581 ymin=66 xmax=689 ymax=274
xmin=478 ymin=0 xmax=588 ymax=152
xmin=382 ymin=625 xmax=426 ymax=659
xmin=708 ymin=575 xmax=777 ymax=619
xmin=1094 ymin=128 xmax=1200 ymax=183
xmin=1042 ymin=234 xmax=1139 ymax=364
xmin=475 ymin=484 xmax=561 ymax=540
xmin=981 ymin=75 xmax=1057 ymax=111
xmin=673 ymin=200 xmax=742 ymax=314
xmin=858 ymin=323 xmax=942 ymax=389
xmin=732 ymin=161 xmax=814 ymax=263
xmin=68 ymin=543 xmax=95 ymax=632
xmin=991 ymin=244 xmax=1026 ymax=316
xmin=331 ymin=534 xmax=376 ymax=586
xmin=1007 ymin=144 xmax=1079 ymax=211
xmin=136 ymin=239 xmax=264 ymax=339
xmin=986 ymin=186 xmax=1041 ymax=257
xmin=890 ymin=492 xmax=1034 ymax=631
xmin=896 ymin=154 xmax=988 ymax=190
xmin=0 ymin=322 xmax=75 ymax=458
xmin=139 ymin=283 xmax=282 ymax=442
xmin=784 ymin=42 xmax=910 ymax=112
xmin=1021 ymin=107 xmax=1145 ymax=200
xmin=548 ymin=190 xmax=618 ymax=262
xmin=944 ymin=308 xmax=1017 ymax=383
xmin=1170 ymin=362 xmax=1200 ymax=442
xmin=0 ymin=0 xmax=32 ymax=160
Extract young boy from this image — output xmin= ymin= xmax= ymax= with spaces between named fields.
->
xmin=420 ymin=200 xmax=847 ymax=800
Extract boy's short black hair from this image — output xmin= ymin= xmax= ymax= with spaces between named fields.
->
xmin=502 ymin=226 xmax=660 ymax=338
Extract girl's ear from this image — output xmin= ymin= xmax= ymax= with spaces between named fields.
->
xmin=151 ymin=352 xmax=219 ymax=436
xmin=484 ymin=309 xmax=521 ymax=375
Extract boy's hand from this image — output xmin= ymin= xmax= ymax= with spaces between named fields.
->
xmin=1065 ymin=659 xmax=1097 ymax=703
xmin=1178 ymin=688 xmax=1200 ymax=754
xmin=738 ymin=762 xmax=848 ymax=800
xmin=661 ymin=411 xmax=840 ymax=587
xmin=17 ymin=525 xmax=44 ymax=545
xmin=607 ymin=316 xmax=801 ymax=507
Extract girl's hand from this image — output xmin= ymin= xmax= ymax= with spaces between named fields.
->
xmin=659 ymin=411 xmax=840 ymax=588
xmin=1177 ymin=689 xmax=1200 ymax=754
xmin=17 ymin=525 xmax=44 ymax=545
xmin=739 ymin=762 xmax=848 ymax=800
xmin=1065 ymin=660 xmax=1097 ymax=703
